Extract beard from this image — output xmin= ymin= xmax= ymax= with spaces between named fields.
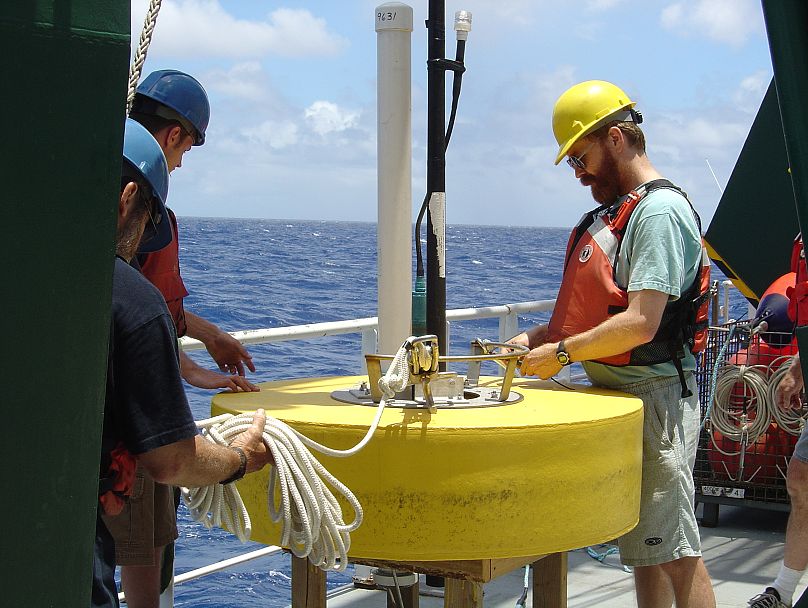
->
xmin=116 ymin=204 xmax=149 ymax=261
xmin=580 ymin=144 xmax=623 ymax=205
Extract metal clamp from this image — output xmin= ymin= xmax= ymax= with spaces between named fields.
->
xmin=364 ymin=336 xmax=528 ymax=405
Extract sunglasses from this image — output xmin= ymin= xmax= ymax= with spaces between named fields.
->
xmin=143 ymin=196 xmax=162 ymax=235
xmin=566 ymin=142 xmax=595 ymax=170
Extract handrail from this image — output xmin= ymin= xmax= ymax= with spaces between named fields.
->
xmin=179 ymin=299 xmax=557 ymax=351
xmin=179 ymin=289 xmax=738 ymax=354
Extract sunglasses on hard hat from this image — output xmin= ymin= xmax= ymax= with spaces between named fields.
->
xmin=139 ymin=195 xmax=163 ymax=249
xmin=566 ymin=142 xmax=595 ymax=170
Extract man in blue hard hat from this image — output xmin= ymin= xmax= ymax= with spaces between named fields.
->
xmin=130 ymin=69 xmax=257 ymax=390
xmin=92 ymin=118 xmax=271 ymax=607
xmin=103 ymin=70 xmax=258 ymax=608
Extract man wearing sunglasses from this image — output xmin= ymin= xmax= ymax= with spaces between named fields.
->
xmin=509 ymin=80 xmax=715 ymax=607
xmin=104 ymin=70 xmax=258 ymax=608
xmin=93 ymin=118 xmax=272 ymax=607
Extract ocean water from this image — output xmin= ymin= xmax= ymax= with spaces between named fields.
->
xmin=162 ymin=217 xmax=748 ymax=607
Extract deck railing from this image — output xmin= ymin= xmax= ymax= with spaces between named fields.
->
xmin=179 ymin=299 xmax=558 ymax=356
xmin=179 ymin=282 xmax=739 ymax=356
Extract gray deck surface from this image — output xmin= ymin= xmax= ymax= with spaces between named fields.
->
xmin=321 ymin=504 xmax=803 ymax=607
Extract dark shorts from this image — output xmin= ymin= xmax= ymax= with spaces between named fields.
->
xmin=101 ymin=464 xmax=178 ymax=565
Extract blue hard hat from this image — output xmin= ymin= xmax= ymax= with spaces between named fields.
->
xmin=123 ymin=118 xmax=172 ymax=253
xmin=134 ymin=69 xmax=210 ymax=145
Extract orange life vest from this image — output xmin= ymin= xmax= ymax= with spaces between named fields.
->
xmin=138 ymin=209 xmax=189 ymax=337
xmin=548 ymin=179 xmax=710 ymax=395
xmin=788 ymin=234 xmax=808 ymax=328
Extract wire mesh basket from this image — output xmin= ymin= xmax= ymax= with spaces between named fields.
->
xmin=695 ymin=320 xmax=803 ymax=515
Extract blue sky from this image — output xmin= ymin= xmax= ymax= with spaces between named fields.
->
xmin=132 ymin=0 xmax=773 ymax=227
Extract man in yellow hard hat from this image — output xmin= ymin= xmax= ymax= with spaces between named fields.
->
xmin=510 ymin=80 xmax=715 ymax=607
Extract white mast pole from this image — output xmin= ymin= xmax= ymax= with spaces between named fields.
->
xmin=375 ymin=3 xmax=414 ymax=355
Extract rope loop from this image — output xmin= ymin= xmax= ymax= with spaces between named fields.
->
xmin=182 ymin=339 xmax=416 ymax=570
xmin=711 ymin=362 xmax=771 ymax=449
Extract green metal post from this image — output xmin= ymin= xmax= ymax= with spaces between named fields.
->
xmin=761 ymin=1 xmax=808 ymax=387
xmin=0 ymin=1 xmax=129 ymax=604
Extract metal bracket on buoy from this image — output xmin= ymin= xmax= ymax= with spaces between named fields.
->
xmin=332 ymin=336 xmax=528 ymax=408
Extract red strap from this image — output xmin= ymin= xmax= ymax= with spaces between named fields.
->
xmin=99 ymin=444 xmax=137 ymax=516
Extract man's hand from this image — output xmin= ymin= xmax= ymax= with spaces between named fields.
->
xmin=506 ymin=324 xmax=549 ymax=351
xmin=180 ymin=351 xmax=259 ymax=392
xmin=776 ymin=355 xmax=804 ymax=412
xmin=206 ymin=330 xmax=256 ymax=376
xmin=506 ymin=332 xmax=531 ymax=349
xmin=230 ymin=408 xmax=273 ymax=472
xmin=520 ymin=342 xmax=563 ymax=379
xmin=185 ymin=311 xmax=256 ymax=376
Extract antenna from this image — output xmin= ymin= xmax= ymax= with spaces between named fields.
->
xmin=705 ymin=159 xmax=724 ymax=195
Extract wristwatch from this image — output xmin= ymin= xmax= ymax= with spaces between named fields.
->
xmin=555 ymin=340 xmax=572 ymax=366
xmin=220 ymin=447 xmax=247 ymax=485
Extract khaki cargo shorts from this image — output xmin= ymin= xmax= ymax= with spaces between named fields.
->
xmin=609 ymin=373 xmax=703 ymax=567
xmin=101 ymin=464 xmax=178 ymax=565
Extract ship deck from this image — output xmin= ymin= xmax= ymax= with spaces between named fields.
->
xmin=320 ymin=504 xmax=798 ymax=607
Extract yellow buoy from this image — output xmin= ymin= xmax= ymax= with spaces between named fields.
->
xmin=212 ymin=375 xmax=643 ymax=561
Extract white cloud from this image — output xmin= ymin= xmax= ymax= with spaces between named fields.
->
xmin=733 ymin=70 xmax=770 ymax=111
xmin=660 ymin=0 xmax=761 ymax=47
xmin=205 ymin=62 xmax=266 ymax=102
xmin=682 ymin=117 xmax=747 ymax=150
xmin=660 ymin=3 xmax=684 ymax=29
xmin=131 ymin=1 xmax=348 ymax=59
xmin=304 ymin=101 xmax=360 ymax=136
xmin=243 ymin=120 xmax=299 ymax=149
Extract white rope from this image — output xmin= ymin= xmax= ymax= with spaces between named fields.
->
xmin=768 ymin=356 xmax=807 ymax=436
xmin=126 ymin=0 xmax=163 ymax=115
xmin=182 ymin=338 xmax=418 ymax=571
xmin=377 ymin=342 xmax=411 ymax=398
xmin=710 ymin=363 xmax=771 ymax=452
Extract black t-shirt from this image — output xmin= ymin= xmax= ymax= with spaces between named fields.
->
xmin=92 ymin=257 xmax=199 ymax=607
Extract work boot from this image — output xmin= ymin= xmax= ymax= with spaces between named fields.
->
xmin=748 ymin=588 xmax=791 ymax=608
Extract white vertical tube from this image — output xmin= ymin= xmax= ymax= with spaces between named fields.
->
xmin=376 ymin=3 xmax=413 ymax=355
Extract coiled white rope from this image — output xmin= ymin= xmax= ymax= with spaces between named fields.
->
xmin=126 ymin=0 xmax=163 ymax=115
xmin=710 ymin=363 xmax=771 ymax=453
xmin=182 ymin=338 xmax=418 ymax=571
xmin=768 ymin=356 xmax=806 ymax=436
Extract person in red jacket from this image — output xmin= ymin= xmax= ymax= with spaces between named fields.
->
xmin=131 ymin=69 xmax=258 ymax=391
xmin=749 ymin=235 xmax=808 ymax=608
xmin=778 ymin=234 xmax=807 ymax=412
xmin=104 ymin=70 xmax=258 ymax=608
xmin=510 ymin=81 xmax=715 ymax=607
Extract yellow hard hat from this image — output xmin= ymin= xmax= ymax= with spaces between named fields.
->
xmin=552 ymin=80 xmax=637 ymax=165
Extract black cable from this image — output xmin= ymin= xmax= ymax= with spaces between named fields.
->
xmin=444 ymin=39 xmax=465 ymax=146
xmin=550 ymin=377 xmax=575 ymax=391
xmin=415 ymin=39 xmax=466 ymax=279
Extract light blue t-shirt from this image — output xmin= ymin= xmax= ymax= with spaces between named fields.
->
xmin=582 ymin=184 xmax=704 ymax=388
